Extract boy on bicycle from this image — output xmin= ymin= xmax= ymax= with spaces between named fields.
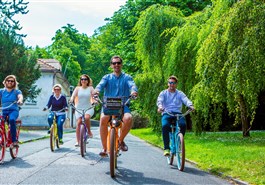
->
xmin=157 ymin=75 xmax=194 ymax=156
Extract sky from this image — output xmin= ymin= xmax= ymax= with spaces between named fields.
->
xmin=15 ymin=0 xmax=127 ymax=48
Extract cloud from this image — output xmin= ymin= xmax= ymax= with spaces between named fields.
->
xmin=15 ymin=0 xmax=126 ymax=47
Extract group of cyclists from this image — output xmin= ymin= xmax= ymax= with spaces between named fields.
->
xmin=1 ymin=55 xmax=194 ymax=157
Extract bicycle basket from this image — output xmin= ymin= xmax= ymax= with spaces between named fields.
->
xmin=103 ymin=97 xmax=123 ymax=115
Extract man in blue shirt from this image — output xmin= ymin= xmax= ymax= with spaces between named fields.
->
xmin=157 ymin=75 xmax=194 ymax=156
xmin=0 ymin=75 xmax=23 ymax=147
xmin=95 ymin=55 xmax=138 ymax=156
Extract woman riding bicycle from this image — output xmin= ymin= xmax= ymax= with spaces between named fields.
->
xmin=69 ymin=74 xmax=96 ymax=147
xmin=157 ymin=75 xmax=194 ymax=156
xmin=43 ymin=84 xmax=68 ymax=144
xmin=0 ymin=75 xmax=23 ymax=148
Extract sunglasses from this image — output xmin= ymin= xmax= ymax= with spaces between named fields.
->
xmin=54 ymin=88 xmax=61 ymax=91
xmin=6 ymin=80 xmax=15 ymax=83
xmin=80 ymin=78 xmax=88 ymax=81
xmin=111 ymin=62 xmax=122 ymax=65
xmin=168 ymin=81 xmax=177 ymax=85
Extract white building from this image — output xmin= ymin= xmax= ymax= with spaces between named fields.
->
xmin=20 ymin=59 xmax=73 ymax=128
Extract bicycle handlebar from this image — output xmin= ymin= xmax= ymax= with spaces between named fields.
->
xmin=69 ymin=102 xmax=96 ymax=115
xmin=0 ymin=101 xmax=19 ymax=110
xmin=164 ymin=109 xmax=192 ymax=117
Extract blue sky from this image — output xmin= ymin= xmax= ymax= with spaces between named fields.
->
xmin=15 ymin=0 xmax=126 ymax=48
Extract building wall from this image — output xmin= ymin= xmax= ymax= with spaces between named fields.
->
xmin=20 ymin=72 xmax=74 ymax=128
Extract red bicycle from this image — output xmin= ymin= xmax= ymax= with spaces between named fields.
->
xmin=0 ymin=102 xmax=22 ymax=164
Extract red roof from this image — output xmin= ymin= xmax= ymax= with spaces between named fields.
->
xmin=37 ymin=59 xmax=62 ymax=72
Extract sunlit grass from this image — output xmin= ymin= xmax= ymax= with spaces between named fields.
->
xmin=130 ymin=128 xmax=265 ymax=185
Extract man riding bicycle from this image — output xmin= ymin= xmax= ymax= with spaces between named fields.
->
xmin=157 ymin=75 xmax=194 ymax=156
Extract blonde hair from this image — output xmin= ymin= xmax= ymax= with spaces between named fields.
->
xmin=52 ymin=84 xmax=62 ymax=92
xmin=3 ymin=75 xmax=19 ymax=89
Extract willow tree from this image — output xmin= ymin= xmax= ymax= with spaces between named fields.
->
xmin=193 ymin=0 xmax=265 ymax=137
xmin=133 ymin=4 xmax=184 ymax=131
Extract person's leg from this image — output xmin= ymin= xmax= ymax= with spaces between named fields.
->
xmin=99 ymin=113 xmax=110 ymax=156
xmin=47 ymin=112 xmax=54 ymax=128
xmin=8 ymin=111 xmax=19 ymax=143
xmin=178 ymin=116 xmax=187 ymax=136
xmin=76 ymin=117 xmax=82 ymax=145
xmin=84 ymin=114 xmax=92 ymax=137
xmin=57 ymin=115 xmax=66 ymax=140
xmin=161 ymin=114 xmax=171 ymax=150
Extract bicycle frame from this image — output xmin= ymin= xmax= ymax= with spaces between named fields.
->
xmin=70 ymin=103 xmax=95 ymax=157
xmin=0 ymin=102 xmax=22 ymax=163
xmin=165 ymin=110 xmax=191 ymax=171
xmin=99 ymin=95 xmax=135 ymax=178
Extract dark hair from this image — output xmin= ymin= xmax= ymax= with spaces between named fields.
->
xmin=110 ymin=55 xmax=123 ymax=64
xmin=168 ymin=75 xmax=178 ymax=83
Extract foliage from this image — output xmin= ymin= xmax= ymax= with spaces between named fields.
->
xmin=0 ymin=30 xmax=41 ymax=101
xmin=0 ymin=0 xmax=41 ymax=101
xmin=49 ymin=24 xmax=90 ymax=85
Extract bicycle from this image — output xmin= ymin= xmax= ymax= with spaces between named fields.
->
xmin=164 ymin=109 xmax=192 ymax=171
xmin=70 ymin=103 xmax=96 ymax=157
xmin=44 ymin=108 xmax=66 ymax=152
xmin=99 ymin=95 xmax=135 ymax=177
xmin=0 ymin=101 xmax=22 ymax=163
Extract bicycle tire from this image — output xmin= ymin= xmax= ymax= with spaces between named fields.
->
xmin=10 ymin=129 xmax=20 ymax=159
xmin=0 ymin=128 xmax=6 ymax=163
xmin=55 ymin=125 xmax=60 ymax=149
xmin=80 ymin=124 xmax=86 ymax=157
xmin=50 ymin=125 xmax=55 ymax=152
xmin=175 ymin=133 xmax=185 ymax=171
xmin=109 ymin=127 xmax=116 ymax=177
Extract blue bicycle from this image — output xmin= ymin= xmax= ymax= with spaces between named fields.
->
xmin=164 ymin=109 xmax=191 ymax=171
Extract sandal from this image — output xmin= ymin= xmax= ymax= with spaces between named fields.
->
xmin=75 ymin=142 xmax=79 ymax=147
xmin=99 ymin=149 xmax=108 ymax=157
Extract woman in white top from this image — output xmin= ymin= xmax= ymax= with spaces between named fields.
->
xmin=70 ymin=74 xmax=95 ymax=146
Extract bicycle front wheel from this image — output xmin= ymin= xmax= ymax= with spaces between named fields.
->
xmin=50 ymin=125 xmax=56 ymax=152
xmin=0 ymin=129 xmax=6 ymax=163
xmin=80 ymin=124 xmax=87 ymax=157
xmin=10 ymin=129 xmax=20 ymax=159
xmin=175 ymin=133 xmax=185 ymax=171
xmin=109 ymin=127 xmax=116 ymax=178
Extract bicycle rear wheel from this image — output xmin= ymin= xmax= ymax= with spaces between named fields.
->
xmin=0 ymin=129 xmax=6 ymax=163
xmin=50 ymin=125 xmax=56 ymax=152
xmin=10 ymin=128 xmax=20 ymax=159
xmin=175 ymin=133 xmax=185 ymax=171
xmin=80 ymin=124 xmax=87 ymax=157
xmin=109 ymin=127 xmax=116 ymax=177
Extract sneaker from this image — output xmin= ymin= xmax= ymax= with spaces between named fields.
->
xmin=99 ymin=149 xmax=108 ymax=157
xmin=163 ymin=149 xmax=170 ymax=156
xmin=88 ymin=131 xmax=93 ymax=138
xmin=75 ymin=142 xmax=79 ymax=147
xmin=119 ymin=141 xmax=128 ymax=151
xmin=59 ymin=139 xmax=64 ymax=145
xmin=12 ymin=141 xmax=19 ymax=148
xmin=47 ymin=130 xmax=50 ymax=134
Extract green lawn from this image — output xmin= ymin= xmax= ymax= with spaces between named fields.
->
xmin=130 ymin=128 xmax=265 ymax=185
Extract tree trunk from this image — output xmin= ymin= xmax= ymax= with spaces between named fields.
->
xmin=238 ymin=94 xmax=250 ymax=137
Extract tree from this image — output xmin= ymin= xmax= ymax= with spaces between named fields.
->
xmin=193 ymin=0 xmax=265 ymax=137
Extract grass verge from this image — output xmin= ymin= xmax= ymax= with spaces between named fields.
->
xmin=130 ymin=128 xmax=265 ymax=185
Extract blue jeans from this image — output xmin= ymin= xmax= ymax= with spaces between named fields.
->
xmin=48 ymin=113 xmax=66 ymax=140
xmin=161 ymin=113 xmax=186 ymax=150
xmin=3 ymin=110 xmax=19 ymax=143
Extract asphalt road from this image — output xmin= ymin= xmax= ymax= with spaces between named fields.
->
xmin=0 ymin=127 xmax=234 ymax=185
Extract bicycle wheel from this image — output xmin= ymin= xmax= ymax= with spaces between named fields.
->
xmin=80 ymin=124 xmax=86 ymax=157
xmin=10 ymin=129 xmax=20 ymax=159
xmin=0 ymin=129 xmax=6 ymax=163
xmin=55 ymin=125 xmax=60 ymax=149
xmin=50 ymin=125 xmax=56 ymax=152
xmin=109 ymin=127 xmax=116 ymax=177
xmin=175 ymin=133 xmax=185 ymax=171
